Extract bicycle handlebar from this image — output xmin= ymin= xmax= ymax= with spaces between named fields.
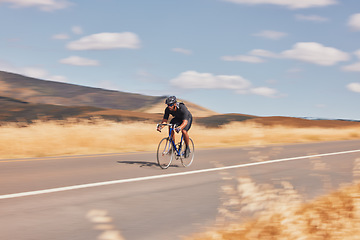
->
xmin=156 ymin=123 xmax=178 ymax=132
xmin=157 ymin=123 xmax=176 ymax=127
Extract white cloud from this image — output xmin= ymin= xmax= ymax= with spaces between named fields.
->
xmin=170 ymin=71 xmax=282 ymax=97
xmin=20 ymin=67 xmax=66 ymax=82
xmin=355 ymin=50 xmax=360 ymax=59
xmin=281 ymin=42 xmax=350 ymax=66
xmin=287 ymin=67 xmax=303 ymax=73
xmin=170 ymin=71 xmax=251 ymax=91
xmin=221 ymin=55 xmax=264 ymax=63
xmin=315 ymin=104 xmax=326 ymax=108
xmin=249 ymin=49 xmax=279 ymax=58
xmin=172 ymin=48 xmax=192 ymax=55
xmin=347 ymin=83 xmax=360 ymax=93
xmin=23 ymin=67 xmax=67 ymax=82
xmin=253 ymin=30 xmax=287 ymax=40
xmin=0 ymin=61 xmax=67 ymax=82
xmin=221 ymin=49 xmax=279 ymax=63
xmin=49 ymin=75 xmax=67 ymax=82
xmin=250 ymin=87 xmax=279 ymax=97
xmin=0 ymin=0 xmax=72 ymax=11
xmin=222 ymin=43 xmax=349 ymax=67
xmin=22 ymin=67 xmax=49 ymax=79
xmin=348 ymin=13 xmax=360 ymax=31
xmin=59 ymin=56 xmax=99 ymax=66
xmin=222 ymin=0 xmax=338 ymax=9
xmin=52 ymin=33 xmax=69 ymax=40
xmin=67 ymin=32 xmax=141 ymax=50
xmin=342 ymin=62 xmax=360 ymax=72
xmin=136 ymin=69 xmax=151 ymax=78
xmin=72 ymin=26 xmax=83 ymax=35
xmin=295 ymin=14 xmax=329 ymax=22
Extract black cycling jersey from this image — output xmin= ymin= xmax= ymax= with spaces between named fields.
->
xmin=163 ymin=102 xmax=192 ymax=121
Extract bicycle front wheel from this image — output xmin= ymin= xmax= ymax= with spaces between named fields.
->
xmin=157 ymin=137 xmax=173 ymax=169
xmin=180 ymin=138 xmax=194 ymax=167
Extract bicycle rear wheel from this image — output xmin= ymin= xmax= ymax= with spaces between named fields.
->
xmin=157 ymin=137 xmax=173 ymax=169
xmin=180 ymin=138 xmax=194 ymax=167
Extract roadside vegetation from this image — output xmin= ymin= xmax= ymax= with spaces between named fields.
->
xmin=0 ymin=119 xmax=360 ymax=159
xmin=187 ymin=182 xmax=360 ymax=240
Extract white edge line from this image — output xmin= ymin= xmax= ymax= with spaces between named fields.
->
xmin=1 ymin=149 xmax=360 ymax=200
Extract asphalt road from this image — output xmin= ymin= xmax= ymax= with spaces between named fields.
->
xmin=1 ymin=140 xmax=360 ymax=240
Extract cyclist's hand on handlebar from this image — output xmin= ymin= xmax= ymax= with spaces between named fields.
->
xmin=157 ymin=124 xmax=163 ymax=132
xmin=175 ymin=127 xmax=181 ymax=133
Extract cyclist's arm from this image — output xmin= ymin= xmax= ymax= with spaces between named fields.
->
xmin=158 ymin=108 xmax=170 ymax=131
xmin=177 ymin=104 xmax=190 ymax=131
xmin=157 ymin=119 xmax=168 ymax=132
xmin=162 ymin=107 xmax=170 ymax=121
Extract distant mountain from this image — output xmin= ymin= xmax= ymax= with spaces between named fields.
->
xmin=1 ymin=70 xmax=360 ymax=128
xmin=247 ymin=116 xmax=360 ymax=128
xmin=196 ymin=113 xmax=256 ymax=127
xmin=0 ymin=70 xmax=216 ymax=117
xmin=0 ymin=71 xmax=163 ymax=110
xmin=0 ymin=95 xmax=102 ymax=122
xmin=0 ymin=71 xmax=216 ymax=123
xmin=0 ymin=95 xmax=166 ymax=123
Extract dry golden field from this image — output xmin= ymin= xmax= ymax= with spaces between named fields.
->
xmin=187 ymin=182 xmax=360 ymax=240
xmin=0 ymin=119 xmax=360 ymax=159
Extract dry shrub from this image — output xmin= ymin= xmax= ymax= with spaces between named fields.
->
xmin=187 ymin=183 xmax=360 ymax=240
xmin=0 ymin=119 xmax=159 ymax=158
xmin=0 ymin=120 xmax=360 ymax=159
xmin=192 ymin=122 xmax=360 ymax=148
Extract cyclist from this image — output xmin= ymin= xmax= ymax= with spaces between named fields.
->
xmin=157 ymin=96 xmax=193 ymax=158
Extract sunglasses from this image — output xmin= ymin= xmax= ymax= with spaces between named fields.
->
xmin=168 ymin=103 xmax=175 ymax=107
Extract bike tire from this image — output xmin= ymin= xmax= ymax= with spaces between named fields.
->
xmin=157 ymin=137 xmax=173 ymax=169
xmin=180 ymin=138 xmax=194 ymax=167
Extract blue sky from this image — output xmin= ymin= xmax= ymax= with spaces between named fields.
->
xmin=1 ymin=0 xmax=360 ymax=120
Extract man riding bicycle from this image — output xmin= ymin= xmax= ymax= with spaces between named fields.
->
xmin=157 ymin=96 xmax=193 ymax=158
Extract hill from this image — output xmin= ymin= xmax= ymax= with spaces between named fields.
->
xmin=0 ymin=70 xmax=215 ymax=118
xmin=0 ymin=95 xmax=99 ymax=122
xmin=1 ymin=70 xmax=360 ymax=128
xmin=0 ymin=95 xmax=164 ymax=123
xmin=0 ymin=71 xmax=163 ymax=110
xmin=248 ymin=116 xmax=360 ymax=128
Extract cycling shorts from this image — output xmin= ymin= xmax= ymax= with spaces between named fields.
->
xmin=170 ymin=116 xmax=192 ymax=131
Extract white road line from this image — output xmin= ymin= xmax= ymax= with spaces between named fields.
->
xmin=1 ymin=149 xmax=360 ymax=200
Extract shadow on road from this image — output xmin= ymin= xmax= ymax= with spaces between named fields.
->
xmin=117 ymin=160 xmax=180 ymax=169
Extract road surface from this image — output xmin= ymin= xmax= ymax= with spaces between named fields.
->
xmin=1 ymin=140 xmax=360 ymax=240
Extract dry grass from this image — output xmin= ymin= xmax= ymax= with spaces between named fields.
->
xmin=0 ymin=119 xmax=160 ymax=159
xmin=186 ymin=181 xmax=360 ymax=240
xmin=1 ymin=120 xmax=360 ymax=159
xmin=194 ymin=122 xmax=360 ymax=149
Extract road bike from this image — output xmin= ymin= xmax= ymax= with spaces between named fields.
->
xmin=156 ymin=123 xmax=195 ymax=169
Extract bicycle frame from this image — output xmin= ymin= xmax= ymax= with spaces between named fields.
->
xmin=167 ymin=124 xmax=184 ymax=157
xmin=157 ymin=123 xmax=184 ymax=157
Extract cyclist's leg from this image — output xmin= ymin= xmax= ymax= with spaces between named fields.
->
xmin=181 ymin=116 xmax=192 ymax=145
xmin=170 ymin=118 xmax=182 ymax=143
xmin=182 ymin=129 xmax=190 ymax=147
xmin=169 ymin=126 xmax=175 ymax=143
xmin=182 ymin=116 xmax=192 ymax=157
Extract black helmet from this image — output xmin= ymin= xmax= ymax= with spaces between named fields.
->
xmin=165 ymin=96 xmax=177 ymax=105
